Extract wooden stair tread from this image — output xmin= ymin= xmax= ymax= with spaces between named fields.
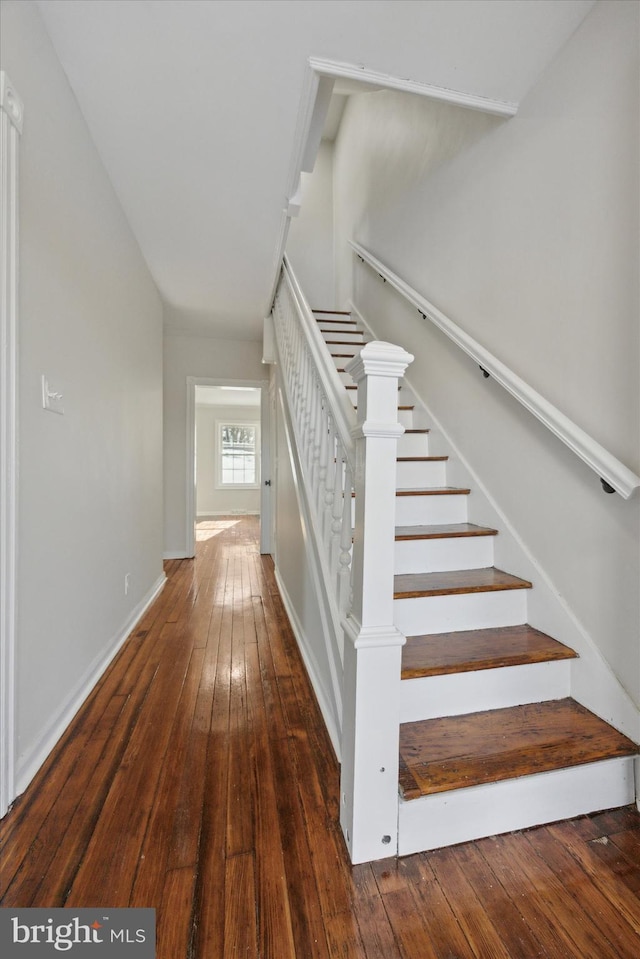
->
xmin=401 ymin=624 xmax=577 ymax=679
xmin=404 ymin=429 xmax=430 ymax=434
xmin=313 ymin=309 xmax=353 ymax=317
xmin=394 ymin=567 xmax=532 ymax=599
xmin=395 ymin=523 xmax=497 ymax=541
xmin=396 ymin=487 xmax=469 ymax=497
xmin=397 ymin=456 xmax=447 ymax=463
xmin=399 ymin=699 xmax=638 ymax=799
xmin=325 ymin=339 xmax=365 ymax=345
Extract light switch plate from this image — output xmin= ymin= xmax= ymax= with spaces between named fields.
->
xmin=42 ymin=375 xmax=64 ymax=415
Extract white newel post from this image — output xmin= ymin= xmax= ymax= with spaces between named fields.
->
xmin=340 ymin=342 xmax=414 ymax=864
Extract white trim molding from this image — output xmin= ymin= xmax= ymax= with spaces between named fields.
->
xmin=308 ymin=57 xmax=519 ymax=118
xmin=0 ymin=71 xmax=23 ymax=818
xmin=266 ymin=57 xmax=518 ymax=312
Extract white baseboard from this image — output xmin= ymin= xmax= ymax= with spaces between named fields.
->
xmin=163 ymin=550 xmax=190 ymax=560
xmin=15 ymin=572 xmax=167 ymax=797
xmin=275 ymin=568 xmax=341 ymax=761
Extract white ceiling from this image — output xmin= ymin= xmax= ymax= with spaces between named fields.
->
xmin=35 ymin=0 xmax=595 ymax=341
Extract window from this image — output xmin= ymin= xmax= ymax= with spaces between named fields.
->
xmin=218 ymin=422 xmax=259 ymax=488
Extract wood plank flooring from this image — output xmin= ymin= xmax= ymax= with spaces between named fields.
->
xmin=1 ymin=516 xmax=639 ymax=958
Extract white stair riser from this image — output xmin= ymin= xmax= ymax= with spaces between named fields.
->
xmin=393 ymin=588 xmax=528 ymax=635
xmin=398 ymin=756 xmax=636 ymax=855
xmin=329 ymin=352 xmax=361 ymax=363
xmin=396 ymin=459 xmax=447 ymax=488
xmin=345 ymin=396 xmax=404 ymax=407
xmin=394 ymin=534 xmax=494 ymax=574
xmin=315 ymin=315 xmax=353 ymax=326
xmin=397 ymin=432 xmax=430 ymax=457
xmin=338 ymin=370 xmax=355 ymax=386
xmin=322 ymin=330 xmax=366 ymax=343
xmin=395 ymin=493 xmax=468 ymax=526
xmin=398 ymin=409 xmax=415 ymax=428
xmin=400 ymin=660 xmax=572 ymax=723
xmin=352 ymin=491 xmax=469 ymax=528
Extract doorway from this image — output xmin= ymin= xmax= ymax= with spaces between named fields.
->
xmin=186 ymin=377 xmax=271 ymax=558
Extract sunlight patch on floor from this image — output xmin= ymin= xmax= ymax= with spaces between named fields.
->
xmin=196 ymin=518 xmax=240 ymax=541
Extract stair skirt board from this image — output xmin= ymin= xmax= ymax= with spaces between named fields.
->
xmin=394 ymin=534 xmax=495 ymax=574
xmin=397 ymin=755 xmax=636 ymax=856
xmin=393 ymin=588 xmax=528 ymax=636
xmin=400 ymin=660 xmax=572 ymax=724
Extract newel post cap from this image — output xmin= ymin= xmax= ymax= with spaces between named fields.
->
xmin=345 ymin=341 xmax=414 ymax=383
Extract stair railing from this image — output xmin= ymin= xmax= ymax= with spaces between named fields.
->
xmin=272 ymin=256 xmax=413 ymax=863
xmin=351 ymin=240 xmax=640 ymax=500
xmin=274 ymin=257 xmax=357 ymax=615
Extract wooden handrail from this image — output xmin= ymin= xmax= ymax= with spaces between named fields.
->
xmin=351 ymin=241 xmax=640 ymax=499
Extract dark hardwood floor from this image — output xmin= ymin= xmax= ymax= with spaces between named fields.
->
xmin=1 ymin=516 xmax=639 ymax=957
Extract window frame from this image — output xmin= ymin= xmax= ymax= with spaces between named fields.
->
xmin=215 ymin=419 xmax=261 ymax=490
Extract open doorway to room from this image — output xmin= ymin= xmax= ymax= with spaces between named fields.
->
xmin=186 ymin=378 xmax=271 ymax=558
xmin=195 ymin=384 xmax=261 ymax=515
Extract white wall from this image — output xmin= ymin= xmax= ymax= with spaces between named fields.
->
xmin=333 ymin=1 xmax=640 ymax=708
xmin=196 ymin=404 xmax=260 ymax=515
xmin=1 ymin=0 xmax=164 ymax=791
xmin=163 ymin=332 xmax=265 ymax=555
xmin=286 ymin=140 xmax=335 ymax=309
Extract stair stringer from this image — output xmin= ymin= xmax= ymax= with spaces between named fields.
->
xmin=349 ymin=301 xmax=640 ymax=756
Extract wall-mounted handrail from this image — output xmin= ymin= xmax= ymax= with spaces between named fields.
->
xmin=351 ymin=240 xmax=640 ymax=500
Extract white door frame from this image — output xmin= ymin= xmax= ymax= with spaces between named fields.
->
xmin=0 ymin=73 xmax=23 ymax=818
xmin=186 ymin=377 xmax=271 ymax=557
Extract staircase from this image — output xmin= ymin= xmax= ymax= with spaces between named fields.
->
xmin=314 ymin=308 xmax=638 ymax=857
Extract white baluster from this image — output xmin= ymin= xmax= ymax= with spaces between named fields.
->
xmin=308 ymin=374 xmax=318 ymax=483
xmin=310 ymin=378 xmax=323 ymax=498
xmin=330 ymin=439 xmax=344 ymax=576
xmin=323 ymin=417 xmax=336 ymax=550
xmin=317 ymin=400 xmax=329 ymax=516
xmin=338 ymin=458 xmax=353 ymax=614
